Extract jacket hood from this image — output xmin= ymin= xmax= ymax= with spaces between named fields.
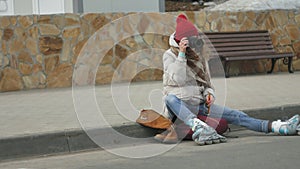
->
xmin=169 ymin=32 xmax=179 ymax=48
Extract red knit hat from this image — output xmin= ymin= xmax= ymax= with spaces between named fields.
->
xmin=175 ymin=14 xmax=198 ymax=42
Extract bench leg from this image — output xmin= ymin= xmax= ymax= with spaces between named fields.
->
xmin=224 ymin=61 xmax=230 ymax=78
xmin=267 ymin=58 xmax=277 ymax=74
xmin=288 ymin=57 xmax=294 ymax=73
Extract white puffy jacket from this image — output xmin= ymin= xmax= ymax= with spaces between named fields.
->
xmin=162 ymin=33 xmax=215 ymax=109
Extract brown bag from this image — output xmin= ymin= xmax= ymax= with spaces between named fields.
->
xmin=136 ymin=109 xmax=172 ymax=129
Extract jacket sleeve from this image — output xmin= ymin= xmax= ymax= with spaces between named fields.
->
xmin=204 ymin=87 xmax=215 ymax=99
xmin=163 ymin=51 xmax=187 ymax=86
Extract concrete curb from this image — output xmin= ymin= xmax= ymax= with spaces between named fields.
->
xmin=1 ymin=104 xmax=299 ymax=161
xmin=0 ymin=125 xmax=158 ymax=162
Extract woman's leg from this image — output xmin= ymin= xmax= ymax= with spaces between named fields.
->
xmin=165 ymin=94 xmax=197 ymax=124
xmin=201 ymin=104 xmax=270 ymax=133
xmin=199 ymin=103 xmax=300 ymax=135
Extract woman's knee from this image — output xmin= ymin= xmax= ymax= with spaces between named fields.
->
xmin=165 ymin=94 xmax=179 ymax=106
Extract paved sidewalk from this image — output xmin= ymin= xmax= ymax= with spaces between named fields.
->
xmin=0 ymin=72 xmax=300 ymax=160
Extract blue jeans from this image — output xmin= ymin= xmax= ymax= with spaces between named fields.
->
xmin=165 ymin=94 xmax=269 ymax=133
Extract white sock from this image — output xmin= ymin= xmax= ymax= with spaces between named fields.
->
xmin=271 ymin=120 xmax=287 ymax=134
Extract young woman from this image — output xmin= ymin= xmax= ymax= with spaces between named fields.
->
xmin=156 ymin=14 xmax=299 ymax=145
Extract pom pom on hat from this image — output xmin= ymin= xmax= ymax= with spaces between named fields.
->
xmin=175 ymin=14 xmax=198 ymax=41
xmin=177 ymin=14 xmax=188 ymax=21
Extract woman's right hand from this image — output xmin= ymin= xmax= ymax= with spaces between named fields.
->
xmin=179 ymin=37 xmax=189 ymax=53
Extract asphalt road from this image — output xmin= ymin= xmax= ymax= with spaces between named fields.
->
xmin=0 ymin=130 xmax=299 ymax=169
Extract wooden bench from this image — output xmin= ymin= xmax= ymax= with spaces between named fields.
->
xmin=202 ymin=30 xmax=294 ymax=77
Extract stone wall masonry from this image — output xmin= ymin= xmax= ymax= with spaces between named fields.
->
xmin=0 ymin=10 xmax=299 ymax=92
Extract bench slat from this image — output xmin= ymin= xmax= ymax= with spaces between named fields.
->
xmin=207 ymin=41 xmax=273 ymax=47
xmin=212 ymin=45 xmax=274 ymax=52
xmin=204 ymin=32 xmax=269 ymax=39
xmin=209 ymin=37 xmax=271 ymax=43
xmin=215 ymin=50 xmax=275 ymax=57
xmin=224 ymin=53 xmax=294 ymax=61
xmin=204 ymin=30 xmax=268 ymax=35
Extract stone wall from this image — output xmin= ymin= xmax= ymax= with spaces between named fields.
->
xmin=0 ymin=10 xmax=300 ymax=92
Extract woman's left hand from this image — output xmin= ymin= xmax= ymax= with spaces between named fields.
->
xmin=206 ymin=94 xmax=215 ymax=107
